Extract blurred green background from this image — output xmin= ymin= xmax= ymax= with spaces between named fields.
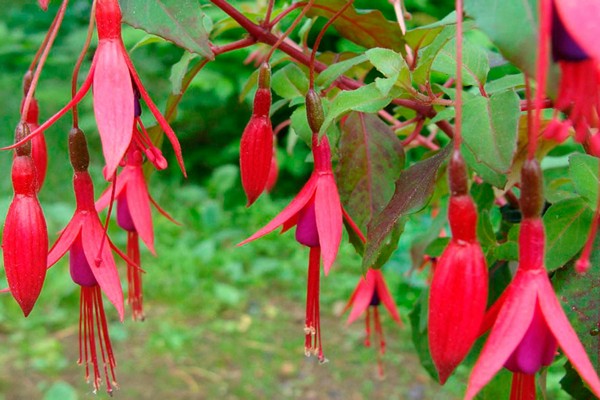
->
xmin=0 ymin=1 xmax=546 ymax=399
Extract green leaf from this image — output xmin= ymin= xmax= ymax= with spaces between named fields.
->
xmin=363 ymin=145 xmax=452 ymax=270
xmin=570 ymin=153 xmax=600 ymax=209
xmin=412 ymin=25 xmax=456 ymax=85
xmin=121 ymin=0 xmax=214 ymax=59
xmin=461 ymin=90 xmax=520 ymax=176
xmin=553 ymin=234 xmax=600 ymax=375
xmin=485 ymin=74 xmax=525 ymax=94
xmin=315 ymin=54 xmax=368 ymax=89
xmin=561 ymin=361 xmax=596 ymax=400
xmin=409 ymin=291 xmax=438 ymax=380
xmin=424 ymin=237 xmax=451 ymax=258
xmin=336 ymin=112 xmax=405 ymax=235
xmin=170 ymin=51 xmax=198 ymax=95
xmin=308 ymin=0 xmax=405 ymax=52
xmin=405 ymin=12 xmax=457 ymax=51
xmin=130 ymin=34 xmax=166 ymax=52
xmin=271 ymin=64 xmax=309 ymax=100
xmin=464 ymin=0 xmax=537 ymax=77
xmin=543 ymin=197 xmax=594 ymax=272
xmin=319 ymin=83 xmax=394 ymax=135
xmin=365 ymin=47 xmax=410 ymax=93
xmin=432 ymin=38 xmax=490 ymax=87
xmin=290 ymin=105 xmax=311 ymax=145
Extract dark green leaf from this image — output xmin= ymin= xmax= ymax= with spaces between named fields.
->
xmin=121 ymin=0 xmax=214 ymax=59
xmin=543 ymin=198 xmax=594 ymax=272
xmin=561 ymin=361 xmax=596 ymax=400
xmin=409 ymin=291 xmax=438 ymax=380
xmin=553 ymin=234 xmax=600 ymax=374
xmin=363 ymin=145 xmax=452 ymax=269
xmin=308 ymin=0 xmax=405 ymax=52
xmin=432 ymin=38 xmax=490 ymax=87
xmin=424 ymin=237 xmax=451 ymax=258
xmin=336 ymin=112 xmax=405 ymax=234
xmin=570 ymin=153 xmax=600 ymax=210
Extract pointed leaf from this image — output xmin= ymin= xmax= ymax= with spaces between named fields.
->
xmin=307 ymin=0 xmax=405 ymax=52
xmin=569 ymin=153 xmax=599 ymax=210
xmin=543 ymin=198 xmax=594 ymax=272
xmin=363 ymin=145 xmax=451 ymax=270
xmin=271 ymin=64 xmax=309 ymax=100
xmin=121 ymin=0 xmax=214 ymax=59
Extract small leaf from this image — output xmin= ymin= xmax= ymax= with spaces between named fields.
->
xmin=570 ymin=154 xmax=600 ymax=210
xmin=271 ymin=64 xmax=309 ymax=100
xmin=336 ymin=112 xmax=405 ymax=234
xmin=315 ymin=54 xmax=368 ymax=89
xmin=121 ymin=0 xmax=214 ymax=59
xmin=363 ymin=145 xmax=452 ymax=270
xmin=543 ymin=197 xmax=594 ymax=272
xmin=308 ymin=0 xmax=405 ymax=52
xmin=405 ymin=12 xmax=457 ymax=51
xmin=170 ymin=51 xmax=198 ymax=95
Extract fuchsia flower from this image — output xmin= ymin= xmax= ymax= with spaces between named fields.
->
xmin=96 ymin=143 xmax=175 ymax=320
xmin=47 ymin=128 xmax=124 ymax=393
xmin=465 ymin=160 xmax=600 ymax=400
xmin=240 ymin=89 xmax=363 ymax=361
xmin=18 ymin=0 xmax=185 ymax=179
xmin=428 ymin=151 xmax=488 ymax=384
xmin=344 ymin=269 xmax=401 ymax=376
xmin=240 ymin=63 xmax=274 ymax=206
xmin=2 ymin=123 xmax=48 ymax=316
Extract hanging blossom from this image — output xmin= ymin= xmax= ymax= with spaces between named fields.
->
xmin=465 ymin=160 xmax=600 ymax=400
xmin=240 ymin=89 xmax=363 ymax=361
xmin=240 ymin=63 xmax=275 ymax=206
xmin=428 ymin=150 xmax=488 ymax=384
xmin=2 ymin=122 xmax=48 ymax=316
xmin=16 ymin=0 xmax=185 ymax=179
xmin=47 ymin=128 xmax=125 ymax=394
xmin=96 ymin=142 xmax=176 ymax=320
xmin=344 ymin=268 xmax=401 ymax=376
xmin=544 ymin=1 xmax=600 ymax=154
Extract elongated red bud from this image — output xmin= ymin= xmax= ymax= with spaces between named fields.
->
xmin=265 ymin=151 xmax=279 ymax=192
xmin=429 ymin=194 xmax=487 ymax=384
xmin=2 ymin=155 xmax=48 ymax=316
xmin=15 ymin=122 xmax=32 ymax=157
xmin=69 ymin=128 xmax=90 ymax=172
xmin=520 ymin=159 xmax=544 ymax=219
xmin=240 ymin=66 xmax=274 ymax=206
xmin=306 ymin=89 xmax=324 ymax=133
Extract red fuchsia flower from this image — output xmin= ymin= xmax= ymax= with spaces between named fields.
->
xmin=2 ymin=123 xmax=48 ymax=316
xmin=465 ymin=160 xmax=600 ymax=400
xmin=240 ymin=63 xmax=274 ymax=206
xmin=16 ymin=0 xmax=185 ymax=179
xmin=47 ymin=128 xmax=124 ymax=393
xmin=265 ymin=147 xmax=279 ymax=193
xmin=428 ymin=151 xmax=488 ymax=384
xmin=344 ymin=268 xmax=402 ymax=376
xmin=240 ymin=89 xmax=363 ymax=361
xmin=96 ymin=143 xmax=175 ymax=320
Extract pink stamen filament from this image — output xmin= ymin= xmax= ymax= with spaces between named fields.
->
xmin=304 ymin=247 xmax=325 ymax=362
xmin=127 ymin=232 xmax=145 ymax=321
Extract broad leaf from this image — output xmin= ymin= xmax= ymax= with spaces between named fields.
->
xmin=464 ymin=0 xmax=537 ymax=77
xmin=432 ymin=38 xmax=490 ymax=87
xmin=412 ymin=25 xmax=456 ymax=85
xmin=461 ymin=90 xmax=520 ymax=180
xmin=554 ymin=235 xmax=600 ymax=375
xmin=336 ymin=112 xmax=405 ymax=234
xmin=405 ymin=12 xmax=456 ymax=51
xmin=570 ymin=154 xmax=600 ymax=210
xmin=315 ymin=54 xmax=368 ymax=89
xmin=543 ymin=198 xmax=594 ymax=272
xmin=363 ymin=145 xmax=452 ymax=270
xmin=121 ymin=0 xmax=214 ymax=59
xmin=308 ymin=0 xmax=405 ymax=52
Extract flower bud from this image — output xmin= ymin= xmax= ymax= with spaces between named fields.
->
xmin=520 ymin=159 xmax=544 ymax=219
xmin=14 ymin=122 xmax=32 ymax=157
xmin=448 ymin=150 xmax=468 ymax=196
xmin=69 ymin=128 xmax=90 ymax=172
xmin=306 ymin=89 xmax=324 ymax=133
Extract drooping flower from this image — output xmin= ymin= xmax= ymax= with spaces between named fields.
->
xmin=96 ymin=143 xmax=175 ymax=320
xmin=47 ymin=128 xmax=124 ymax=393
xmin=2 ymin=122 xmax=48 ymax=316
xmin=344 ymin=268 xmax=401 ymax=376
xmin=428 ymin=150 xmax=488 ymax=384
xmin=16 ymin=0 xmax=185 ymax=179
xmin=465 ymin=160 xmax=600 ymax=400
xmin=240 ymin=63 xmax=274 ymax=206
